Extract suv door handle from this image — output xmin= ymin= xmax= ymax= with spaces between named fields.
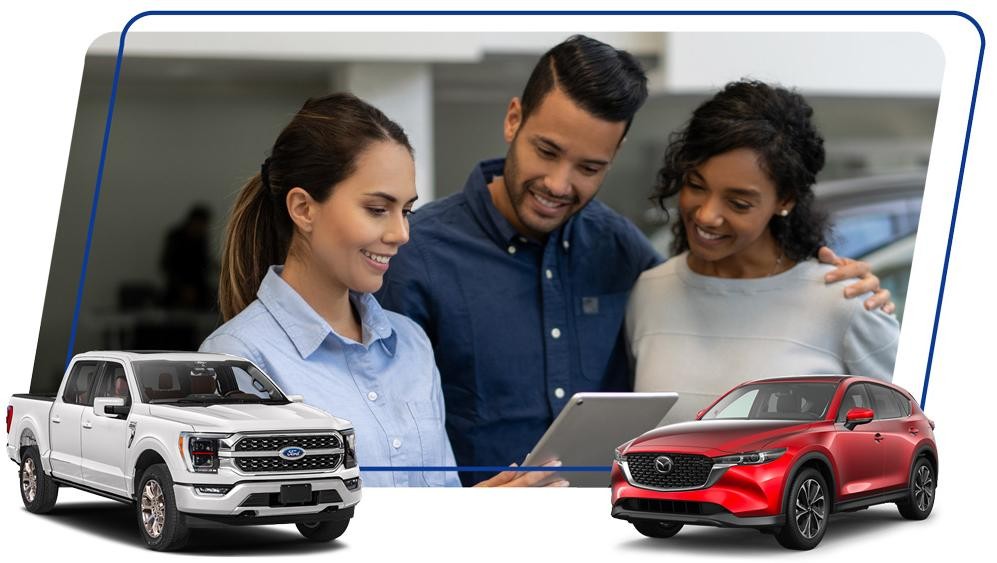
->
xmin=82 ymin=421 xmax=93 ymax=429
xmin=874 ymin=433 xmax=884 ymax=442
xmin=908 ymin=427 xmax=919 ymax=435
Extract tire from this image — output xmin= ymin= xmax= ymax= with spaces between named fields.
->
xmin=776 ymin=468 xmax=830 ymax=550
xmin=296 ymin=518 xmax=350 ymax=542
xmin=632 ymin=520 xmax=684 ymax=539
xmin=897 ymin=457 xmax=935 ymax=520
xmin=135 ymin=464 xmax=189 ymax=551
xmin=19 ymin=446 xmax=59 ymax=513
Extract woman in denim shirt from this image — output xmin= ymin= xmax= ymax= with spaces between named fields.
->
xmin=200 ymin=94 xmax=559 ymax=487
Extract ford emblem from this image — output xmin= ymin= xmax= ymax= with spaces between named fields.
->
xmin=279 ymin=446 xmax=306 ymax=460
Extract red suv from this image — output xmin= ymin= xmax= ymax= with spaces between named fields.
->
xmin=611 ymin=376 xmax=937 ymax=550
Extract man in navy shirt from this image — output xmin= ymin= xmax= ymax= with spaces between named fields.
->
xmin=377 ymin=35 xmax=889 ymax=485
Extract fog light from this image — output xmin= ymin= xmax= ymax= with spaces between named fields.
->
xmin=194 ymin=485 xmax=231 ymax=495
xmin=345 ymin=477 xmax=361 ymax=490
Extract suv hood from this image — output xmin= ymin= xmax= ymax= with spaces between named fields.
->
xmin=147 ymin=402 xmax=351 ymax=433
xmin=626 ymin=419 xmax=815 ymax=455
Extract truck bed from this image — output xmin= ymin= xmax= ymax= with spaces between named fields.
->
xmin=10 ymin=393 xmax=56 ymax=402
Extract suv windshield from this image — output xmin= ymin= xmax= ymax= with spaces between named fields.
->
xmin=702 ymin=382 xmax=837 ymax=421
xmin=134 ymin=359 xmax=288 ymax=405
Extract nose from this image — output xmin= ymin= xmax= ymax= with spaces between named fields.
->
xmin=543 ymin=163 xmax=573 ymax=198
xmin=383 ymin=210 xmax=410 ymax=246
xmin=694 ymin=196 xmax=724 ymax=227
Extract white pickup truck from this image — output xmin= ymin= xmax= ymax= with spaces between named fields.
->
xmin=6 ymin=351 xmax=361 ymax=550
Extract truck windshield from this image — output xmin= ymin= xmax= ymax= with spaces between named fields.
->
xmin=701 ymin=382 xmax=838 ymax=421
xmin=133 ymin=360 xmax=288 ymax=405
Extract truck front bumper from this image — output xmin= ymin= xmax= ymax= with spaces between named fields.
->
xmin=174 ymin=475 xmax=361 ymax=521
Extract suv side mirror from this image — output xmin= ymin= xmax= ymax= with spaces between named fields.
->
xmin=844 ymin=407 xmax=874 ymax=430
xmin=94 ymin=396 xmax=129 ymax=418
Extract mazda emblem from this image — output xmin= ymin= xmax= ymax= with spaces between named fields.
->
xmin=654 ymin=455 xmax=674 ymax=474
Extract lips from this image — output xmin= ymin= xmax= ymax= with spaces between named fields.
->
xmin=360 ymin=249 xmax=393 ymax=272
xmin=526 ymin=188 xmax=573 ymax=219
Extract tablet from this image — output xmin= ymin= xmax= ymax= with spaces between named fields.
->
xmin=522 ymin=392 xmax=678 ymax=487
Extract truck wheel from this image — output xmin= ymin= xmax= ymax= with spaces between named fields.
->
xmin=897 ymin=457 xmax=935 ymax=520
xmin=632 ymin=520 xmax=683 ymax=539
xmin=136 ymin=464 xmax=189 ymax=551
xmin=19 ymin=446 xmax=59 ymax=513
xmin=296 ymin=518 xmax=350 ymax=542
xmin=776 ymin=468 xmax=829 ymax=550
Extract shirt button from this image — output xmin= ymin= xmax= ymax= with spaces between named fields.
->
xmin=562 ymin=240 xmax=570 ymax=251
xmin=367 ymin=391 xmax=378 ymax=401
xmin=507 ymin=245 xmax=517 ymax=255
xmin=392 ymin=438 xmax=402 ymax=449
xmin=554 ymin=387 xmax=566 ymax=399
xmin=551 ymin=328 xmax=561 ymax=339
xmin=545 ymin=269 xmax=553 ymax=280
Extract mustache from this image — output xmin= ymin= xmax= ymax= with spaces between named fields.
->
xmin=522 ymin=180 xmax=578 ymax=205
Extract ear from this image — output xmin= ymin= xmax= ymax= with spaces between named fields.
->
xmin=286 ymin=187 xmax=316 ymax=234
xmin=777 ymin=196 xmax=797 ymax=216
xmin=503 ymin=97 xmax=523 ymax=144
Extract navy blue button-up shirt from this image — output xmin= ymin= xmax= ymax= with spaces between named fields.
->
xmin=376 ymin=158 xmax=662 ymax=485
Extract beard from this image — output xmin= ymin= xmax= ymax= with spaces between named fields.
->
xmin=502 ymin=144 xmax=580 ymax=238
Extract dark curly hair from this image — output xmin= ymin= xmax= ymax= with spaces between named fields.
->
xmin=653 ymin=80 xmax=829 ymax=262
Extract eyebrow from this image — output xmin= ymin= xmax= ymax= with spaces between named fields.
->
xmin=687 ymin=171 xmax=763 ymax=200
xmin=533 ymin=135 xmax=611 ymax=167
xmin=364 ymin=191 xmax=419 ymax=204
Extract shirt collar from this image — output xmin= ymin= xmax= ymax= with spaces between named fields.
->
xmin=463 ymin=157 xmax=576 ymax=252
xmin=256 ymin=266 xmax=397 ymax=358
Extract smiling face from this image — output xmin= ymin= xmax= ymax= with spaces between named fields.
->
xmin=293 ymin=140 xmax=417 ymax=294
xmin=679 ymin=148 xmax=794 ymax=276
xmin=492 ymin=86 xmax=625 ymax=240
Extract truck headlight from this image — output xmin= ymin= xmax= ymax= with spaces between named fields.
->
xmin=342 ymin=429 xmax=357 ymax=469
xmin=713 ymin=448 xmax=786 ymax=466
xmin=179 ymin=432 xmax=228 ymax=473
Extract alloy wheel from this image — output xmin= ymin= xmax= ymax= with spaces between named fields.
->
xmin=914 ymin=464 xmax=934 ymax=512
xmin=21 ymin=457 xmax=37 ymax=503
xmin=141 ymin=479 xmax=167 ymax=538
xmin=793 ymin=478 xmax=826 ymax=539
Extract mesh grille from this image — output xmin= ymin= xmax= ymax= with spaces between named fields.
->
xmin=234 ymin=434 xmax=340 ymax=452
xmin=617 ymin=498 xmax=724 ymax=516
xmin=235 ymin=454 xmax=342 ymax=473
xmin=626 ymin=453 xmax=713 ymax=489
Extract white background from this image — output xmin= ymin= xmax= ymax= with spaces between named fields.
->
xmin=1 ymin=1 xmax=993 ymax=559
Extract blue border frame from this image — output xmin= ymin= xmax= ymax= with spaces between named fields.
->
xmin=65 ymin=10 xmax=984 ymax=473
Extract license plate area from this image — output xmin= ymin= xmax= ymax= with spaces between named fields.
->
xmin=279 ymin=484 xmax=313 ymax=504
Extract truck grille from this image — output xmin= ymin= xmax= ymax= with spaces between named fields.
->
xmin=235 ymin=454 xmax=342 ymax=473
xmin=234 ymin=434 xmax=340 ymax=451
xmin=625 ymin=453 xmax=714 ymax=489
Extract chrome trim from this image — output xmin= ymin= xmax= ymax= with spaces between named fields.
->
xmin=219 ymin=448 xmax=344 ymax=458
xmin=620 ymin=458 xmax=734 ymax=492
xmin=219 ymin=431 xmax=346 ymax=476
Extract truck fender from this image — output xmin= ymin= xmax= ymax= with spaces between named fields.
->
xmin=128 ymin=436 xmax=184 ymax=498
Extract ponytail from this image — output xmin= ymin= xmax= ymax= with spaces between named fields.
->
xmin=218 ymin=173 xmax=291 ymax=321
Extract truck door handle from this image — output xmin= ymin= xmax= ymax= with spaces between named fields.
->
xmin=874 ymin=433 xmax=884 ymax=442
xmin=82 ymin=421 xmax=93 ymax=429
xmin=51 ymin=416 xmax=61 ymax=424
xmin=908 ymin=427 xmax=919 ymax=435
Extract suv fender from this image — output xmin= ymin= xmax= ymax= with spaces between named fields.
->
xmin=780 ymin=451 xmax=836 ymax=512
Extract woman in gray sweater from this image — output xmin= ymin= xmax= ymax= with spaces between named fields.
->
xmin=626 ymin=80 xmax=900 ymax=423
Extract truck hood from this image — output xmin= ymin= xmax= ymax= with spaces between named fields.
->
xmin=626 ymin=419 xmax=815 ymax=455
xmin=147 ymin=402 xmax=352 ymax=433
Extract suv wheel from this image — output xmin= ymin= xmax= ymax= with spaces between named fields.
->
xmin=136 ymin=464 xmax=189 ymax=551
xmin=897 ymin=457 xmax=935 ymax=520
xmin=632 ymin=520 xmax=684 ymax=539
xmin=19 ymin=446 xmax=59 ymax=513
xmin=296 ymin=518 xmax=350 ymax=542
xmin=776 ymin=468 xmax=829 ymax=550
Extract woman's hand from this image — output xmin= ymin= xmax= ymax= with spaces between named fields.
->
xmin=818 ymin=247 xmax=896 ymax=314
xmin=473 ymin=460 xmax=570 ymax=488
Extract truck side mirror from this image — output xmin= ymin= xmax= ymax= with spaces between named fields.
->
xmin=93 ymin=396 xmax=129 ymax=418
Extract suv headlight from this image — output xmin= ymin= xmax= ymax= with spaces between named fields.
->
xmin=342 ymin=429 xmax=357 ymax=469
xmin=713 ymin=448 xmax=786 ymax=466
xmin=613 ymin=447 xmax=626 ymax=464
xmin=179 ymin=432 xmax=229 ymax=473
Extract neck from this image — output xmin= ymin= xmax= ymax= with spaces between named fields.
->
xmin=280 ymin=254 xmax=362 ymax=342
xmin=687 ymin=233 xmax=794 ymax=279
xmin=487 ymin=175 xmax=546 ymax=242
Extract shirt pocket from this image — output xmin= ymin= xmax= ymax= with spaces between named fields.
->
xmin=405 ymin=400 xmax=450 ymax=486
xmin=574 ymin=290 xmax=631 ymax=389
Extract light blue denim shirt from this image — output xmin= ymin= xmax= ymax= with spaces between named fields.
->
xmin=200 ymin=266 xmax=460 ymax=487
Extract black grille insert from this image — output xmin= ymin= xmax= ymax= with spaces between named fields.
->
xmin=240 ymin=489 xmax=343 ymax=508
xmin=235 ymin=434 xmax=341 ymax=452
xmin=235 ymin=454 xmax=342 ymax=473
xmin=626 ymin=453 xmax=713 ymax=489
xmin=617 ymin=498 xmax=724 ymax=516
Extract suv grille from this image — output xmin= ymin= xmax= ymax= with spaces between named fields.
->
xmin=235 ymin=454 xmax=342 ymax=473
xmin=234 ymin=434 xmax=340 ymax=451
xmin=625 ymin=453 xmax=713 ymax=489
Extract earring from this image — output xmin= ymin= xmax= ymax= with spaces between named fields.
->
xmin=779 ymin=209 xmax=789 ymax=217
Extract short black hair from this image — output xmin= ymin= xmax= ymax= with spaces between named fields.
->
xmin=520 ymin=35 xmax=648 ymax=138
xmin=653 ymin=80 xmax=829 ymax=262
